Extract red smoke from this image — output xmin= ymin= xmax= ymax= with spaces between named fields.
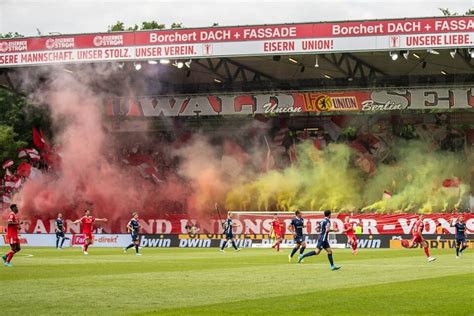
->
xmin=16 ymin=70 xmax=195 ymax=226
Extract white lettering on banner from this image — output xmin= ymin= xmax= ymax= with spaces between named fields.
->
xmin=361 ymin=100 xmax=408 ymax=111
xmin=263 ymin=102 xmax=302 ymax=113
xmin=435 ymin=19 xmax=474 ymax=32
xmin=369 ymin=90 xmax=410 ymax=109
xmin=262 ymin=219 xmax=273 ymax=233
xmin=388 ymin=22 xmax=421 ymax=33
xmin=140 ymin=236 xmax=171 ymax=247
xmin=333 ymin=23 xmax=384 ymax=36
xmin=140 ymin=220 xmax=155 ymax=233
xmin=179 ymin=239 xmax=211 ymax=247
xmin=149 ymin=32 xmax=198 ymax=43
xmin=48 ymin=219 xmax=56 ymax=233
xmin=200 ymin=30 xmax=232 ymax=41
xmin=423 ymin=219 xmax=437 ymax=234
xmin=0 ymin=40 xmax=27 ymax=53
xmin=362 ymin=219 xmax=379 ymax=234
xmin=12 ymin=216 xmax=474 ymax=236
xmin=358 ymin=239 xmax=382 ymax=248
xmin=331 ymin=219 xmax=344 ymax=233
xmin=93 ymin=35 xmax=123 ymax=47
xmin=399 ymin=218 xmax=417 ymax=234
xmin=437 ymin=218 xmax=454 ymax=234
xmin=45 ymin=38 xmax=75 ymax=49
xmin=32 ymin=220 xmax=47 ymax=233
xmin=243 ymin=219 xmax=262 ymax=234
xmin=243 ymin=27 xmax=297 ymax=39
xmin=0 ymin=234 xmax=129 ymax=247
xmin=155 ymin=220 xmax=172 ymax=234
xmin=233 ymin=219 xmax=243 ymax=234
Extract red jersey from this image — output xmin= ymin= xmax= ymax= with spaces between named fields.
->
xmin=412 ymin=219 xmax=424 ymax=236
xmin=344 ymin=222 xmax=355 ymax=236
xmin=271 ymin=220 xmax=282 ymax=235
xmin=81 ymin=216 xmax=96 ymax=234
xmin=6 ymin=211 xmax=19 ymax=238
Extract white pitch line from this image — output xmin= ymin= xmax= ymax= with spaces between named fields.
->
xmin=17 ymin=253 xmax=34 ymax=257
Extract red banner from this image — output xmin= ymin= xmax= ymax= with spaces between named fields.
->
xmin=0 ymin=16 xmax=472 ymax=67
xmin=7 ymin=213 xmax=474 ymax=235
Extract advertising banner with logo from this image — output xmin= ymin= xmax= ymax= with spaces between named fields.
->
xmin=0 ymin=233 xmax=130 ymax=247
xmin=3 ymin=233 xmax=468 ymax=249
xmin=0 ymin=17 xmax=472 ymax=67
xmin=104 ymin=87 xmax=474 ymax=117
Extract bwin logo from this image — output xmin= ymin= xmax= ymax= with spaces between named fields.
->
xmin=355 ymin=239 xmax=381 ymax=248
xmin=139 ymin=236 xmax=171 ymax=247
xmin=179 ymin=239 xmax=211 ymax=248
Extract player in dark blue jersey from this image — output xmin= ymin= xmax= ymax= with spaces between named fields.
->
xmin=288 ymin=210 xmax=306 ymax=263
xmin=55 ymin=213 xmax=70 ymax=249
xmin=220 ymin=212 xmax=241 ymax=252
xmin=124 ymin=212 xmax=141 ymax=255
xmin=298 ymin=210 xmax=341 ymax=270
xmin=451 ymin=216 xmax=467 ymax=258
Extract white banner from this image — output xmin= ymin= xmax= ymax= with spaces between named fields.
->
xmin=0 ymin=16 xmax=472 ymax=67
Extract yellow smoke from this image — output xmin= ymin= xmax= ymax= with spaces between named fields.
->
xmin=225 ymin=139 xmax=472 ymax=213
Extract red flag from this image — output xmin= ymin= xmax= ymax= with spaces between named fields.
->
xmin=16 ymin=162 xmax=32 ymax=177
xmin=442 ymin=178 xmax=460 ymax=188
xmin=2 ymin=160 xmax=13 ymax=169
xmin=383 ymin=190 xmax=393 ymax=199
xmin=33 ymin=128 xmax=49 ymax=151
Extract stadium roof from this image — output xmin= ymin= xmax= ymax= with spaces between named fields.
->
xmin=0 ymin=16 xmax=473 ymax=95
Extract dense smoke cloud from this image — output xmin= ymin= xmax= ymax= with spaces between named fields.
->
xmin=9 ymin=66 xmax=473 ymax=220
xmin=227 ymin=140 xmax=471 ymax=213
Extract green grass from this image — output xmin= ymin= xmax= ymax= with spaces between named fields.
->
xmin=1 ymin=247 xmax=473 ymax=315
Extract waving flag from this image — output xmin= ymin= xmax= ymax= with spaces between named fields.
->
xmin=16 ymin=162 xmax=32 ymax=177
xmin=2 ymin=160 xmax=14 ymax=169
xmin=33 ymin=127 xmax=50 ymax=151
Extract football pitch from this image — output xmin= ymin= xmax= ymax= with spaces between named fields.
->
xmin=1 ymin=247 xmax=473 ymax=315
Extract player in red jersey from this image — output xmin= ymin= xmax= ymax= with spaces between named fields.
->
xmin=2 ymin=204 xmax=22 ymax=267
xmin=72 ymin=209 xmax=107 ymax=255
xmin=270 ymin=214 xmax=283 ymax=251
xmin=401 ymin=214 xmax=436 ymax=262
xmin=343 ymin=216 xmax=358 ymax=255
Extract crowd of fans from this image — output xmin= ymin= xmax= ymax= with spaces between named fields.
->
xmin=1 ymin=114 xmax=473 ymax=213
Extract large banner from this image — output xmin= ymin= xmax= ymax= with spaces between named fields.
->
xmin=0 ymin=16 xmax=472 ymax=67
xmin=7 ymin=213 xmax=474 ymax=235
xmin=104 ymin=87 xmax=474 ymax=117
